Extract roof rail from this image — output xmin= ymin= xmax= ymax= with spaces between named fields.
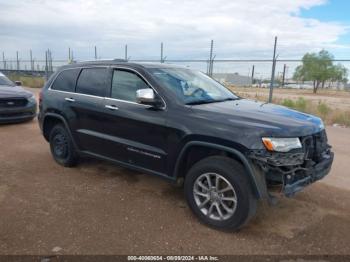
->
xmin=113 ymin=58 xmax=127 ymax=62
xmin=79 ymin=58 xmax=127 ymax=63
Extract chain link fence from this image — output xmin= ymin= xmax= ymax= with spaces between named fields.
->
xmin=1 ymin=52 xmax=350 ymax=91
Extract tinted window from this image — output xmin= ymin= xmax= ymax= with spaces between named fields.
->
xmin=111 ymin=70 xmax=150 ymax=102
xmin=76 ymin=68 xmax=109 ymax=97
xmin=51 ymin=69 xmax=80 ymax=92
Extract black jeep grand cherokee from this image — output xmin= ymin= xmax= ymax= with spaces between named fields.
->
xmin=38 ymin=60 xmax=333 ymax=230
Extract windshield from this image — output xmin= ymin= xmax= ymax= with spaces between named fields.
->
xmin=149 ymin=68 xmax=238 ymax=105
xmin=0 ymin=75 xmax=15 ymax=86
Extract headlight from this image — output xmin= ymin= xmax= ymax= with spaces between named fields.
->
xmin=262 ymin=137 xmax=302 ymax=152
xmin=28 ymin=94 xmax=36 ymax=104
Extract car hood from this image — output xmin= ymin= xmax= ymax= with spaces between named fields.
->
xmin=190 ymin=99 xmax=324 ymax=137
xmin=0 ymin=85 xmax=33 ymax=99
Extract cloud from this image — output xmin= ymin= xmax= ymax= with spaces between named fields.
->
xmin=0 ymin=0 xmax=348 ymax=60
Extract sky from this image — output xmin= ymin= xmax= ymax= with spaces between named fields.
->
xmin=0 ymin=0 xmax=349 ymax=62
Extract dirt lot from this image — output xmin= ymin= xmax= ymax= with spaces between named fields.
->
xmin=0 ymin=88 xmax=350 ymax=255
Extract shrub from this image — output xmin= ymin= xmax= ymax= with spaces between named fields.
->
xmin=317 ymin=101 xmax=332 ymax=118
xmin=332 ymin=110 xmax=350 ymax=127
xmin=281 ymin=98 xmax=295 ymax=108
xmin=282 ymin=97 xmax=308 ymax=113
xmin=294 ymin=97 xmax=307 ymax=112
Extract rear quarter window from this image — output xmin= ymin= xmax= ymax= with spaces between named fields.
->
xmin=51 ymin=69 xmax=81 ymax=92
xmin=76 ymin=68 xmax=110 ymax=97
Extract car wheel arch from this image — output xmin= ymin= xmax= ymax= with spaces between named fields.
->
xmin=173 ymin=141 xmax=267 ymax=199
xmin=42 ymin=113 xmax=74 ymax=143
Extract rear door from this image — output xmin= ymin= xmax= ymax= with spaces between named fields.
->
xmin=72 ymin=67 xmax=112 ymax=155
xmin=48 ymin=67 xmax=81 ymax=132
xmin=99 ymin=68 xmax=168 ymax=174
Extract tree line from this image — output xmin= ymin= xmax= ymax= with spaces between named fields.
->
xmin=293 ymin=50 xmax=348 ymax=93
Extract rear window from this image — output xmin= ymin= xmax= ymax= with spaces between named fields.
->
xmin=76 ymin=68 xmax=109 ymax=97
xmin=51 ymin=69 xmax=80 ymax=92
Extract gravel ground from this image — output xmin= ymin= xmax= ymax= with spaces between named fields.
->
xmin=0 ymin=88 xmax=349 ymax=255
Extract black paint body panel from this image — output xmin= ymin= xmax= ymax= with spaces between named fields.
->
xmin=38 ymin=61 xmax=332 ymax=198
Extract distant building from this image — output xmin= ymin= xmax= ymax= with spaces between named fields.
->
xmin=213 ymin=73 xmax=252 ymax=86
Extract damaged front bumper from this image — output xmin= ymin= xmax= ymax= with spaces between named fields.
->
xmin=248 ymin=131 xmax=334 ymax=197
xmin=283 ymin=151 xmax=333 ymax=196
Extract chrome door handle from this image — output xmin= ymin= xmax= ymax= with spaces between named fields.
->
xmin=105 ymin=105 xmax=119 ymax=110
xmin=65 ymin=97 xmax=75 ymax=102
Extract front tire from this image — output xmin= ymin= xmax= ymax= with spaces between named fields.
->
xmin=49 ymin=124 xmax=78 ymax=167
xmin=184 ymin=156 xmax=257 ymax=231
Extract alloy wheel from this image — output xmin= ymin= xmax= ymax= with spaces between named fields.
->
xmin=193 ymin=172 xmax=237 ymax=221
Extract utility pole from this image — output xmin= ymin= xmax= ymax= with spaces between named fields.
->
xmin=2 ymin=52 xmax=5 ymax=70
xmin=45 ymin=50 xmax=48 ymax=80
xmin=30 ymin=50 xmax=33 ymax=71
xmin=94 ymin=46 xmax=97 ymax=60
xmin=16 ymin=51 xmax=19 ymax=71
xmin=251 ymin=65 xmax=255 ymax=85
xmin=47 ymin=49 xmax=51 ymax=72
xmin=125 ymin=45 xmax=128 ymax=61
xmin=282 ymin=64 xmax=287 ymax=87
xmin=48 ymin=49 xmax=50 ymax=73
xmin=268 ymin=36 xmax=278 ymax=103
xmin=50 ymin=49 xmax=53 ymax=72
xmin=208 ymin=40 xmax=214 ymax=77
xmin=68 ymin=47 xmax=71 ymax=62
xmin=160 ymin=42 xmax=164 ymax=63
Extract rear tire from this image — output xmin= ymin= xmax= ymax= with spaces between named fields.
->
xmin=49 ymin=124 xmax=78 ymax=167
xmin=184 ymin=156 xmax=257 ymax=231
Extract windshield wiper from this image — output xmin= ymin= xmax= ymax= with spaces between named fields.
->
xmin=185 ymin=100 xmax=216 ymax=105
xmin=185 ymin=97 xmax=238 ymax=105
xmin=216 ymin=97 xmax=239 ymax=102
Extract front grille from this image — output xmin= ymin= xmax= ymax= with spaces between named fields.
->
xmin=302 ymin=130 xmax=329 ymax=163
xmin=0 ymin=98 xmax=28 ymax=108
xmin=0 ymin=112 xmax=33 ymax=118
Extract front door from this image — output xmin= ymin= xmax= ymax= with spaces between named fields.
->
xmin=99 ymin=68 xmax=168 ymax=175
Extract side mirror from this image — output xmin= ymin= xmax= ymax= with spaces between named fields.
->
xmin=15 ymin=81 xmax=22 ymax=86
xmin=136 ymin=89 xmax=162 ymax=108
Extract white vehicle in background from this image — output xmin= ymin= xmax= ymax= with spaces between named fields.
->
xmin=285 ymin=83 xmax=314 ymax=89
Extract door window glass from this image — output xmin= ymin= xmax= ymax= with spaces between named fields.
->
xmin=111 ymin=70 xmax=150 ymax=102
xmin=76 ymin=68 xmax=109 ymax=97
